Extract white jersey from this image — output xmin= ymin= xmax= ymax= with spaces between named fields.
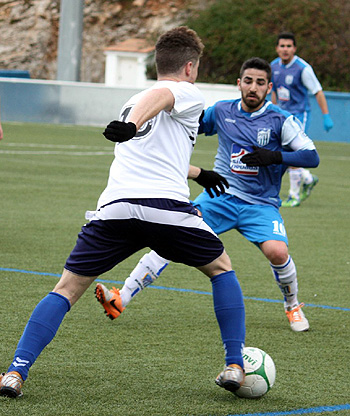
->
xmin=97 ymin=80 xmax=205 ymax=210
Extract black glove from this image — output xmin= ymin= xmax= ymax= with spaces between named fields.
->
xmin=193 ymin=168 xmax=229 ymax=198
xmin=241 ymin=146 xmax=282 ymax=166
xmin=103 ymin=121 xmax=137 ymax=143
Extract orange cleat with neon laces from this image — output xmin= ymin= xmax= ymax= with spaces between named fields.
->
xmin=95 ymin=283 xmax=125 ymax=320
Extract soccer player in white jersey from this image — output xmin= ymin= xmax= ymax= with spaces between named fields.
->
xmin=0 ymin=27 xmax=246 ymax=398
xmin=95 ymin=57 xmax=319 ymax=335
xmin=271 ymin=31 xmax=333 ymax=207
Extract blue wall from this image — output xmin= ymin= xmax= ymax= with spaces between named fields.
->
xmin=266 ymin=91 xmax=350 ymax=143
xmin=308 ymin=92 xmax=350 ymax=143
xmin=0 ymin=77 xmax=349 ymax=142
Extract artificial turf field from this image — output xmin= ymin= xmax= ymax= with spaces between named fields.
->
xmin=0 ymin=122 xmax=349 ymax=416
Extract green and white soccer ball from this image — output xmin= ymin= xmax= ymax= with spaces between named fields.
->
xmin=234 ymin=347 xmax=276 ymax=399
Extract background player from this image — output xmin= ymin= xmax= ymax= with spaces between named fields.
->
xmin=0 ymin=26 xmax=246 ymax=398
xmin=0 ymin=98 xmax=3 ymax=140
xmin=96 ymin=57 xmax=319 ymax=333
xmin=271 ymin=31 xmax=333 ymax=207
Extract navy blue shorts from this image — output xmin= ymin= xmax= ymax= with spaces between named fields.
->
xmin=65 ymin=198 xmax=224 ymax=277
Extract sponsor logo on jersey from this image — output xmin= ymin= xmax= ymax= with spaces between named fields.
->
xmin=277 ymin=86 xmax=290 ymax=102
xmin=230 ymin=148 xmax=259 ymax=175
xmin=225 ymin=118 xmax=236 ymax=124
xmin=257 ymin=128 xmax=271 ymax=146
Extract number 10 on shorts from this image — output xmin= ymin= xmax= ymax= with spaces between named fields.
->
xmin=272 ymin=220 xmax=286 ymax=237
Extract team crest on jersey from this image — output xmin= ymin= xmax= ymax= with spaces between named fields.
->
xmin=285 ymin=74 xmax=294 ymax=85
xmin=257 ymin=128 xmax=271 ymax=146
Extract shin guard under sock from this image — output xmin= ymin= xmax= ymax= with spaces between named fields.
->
xmin=7 ymin=292 xmax=71 ymax=380
xmin=211 ymin=271 xmax=245 ymax=367
xmin=271 ymin=256 xmax=298 ymax=308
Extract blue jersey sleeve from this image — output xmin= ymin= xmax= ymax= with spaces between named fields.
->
xmin=281 ymin=149 xmax=320 ymax=168
xmin=198 ymin=104 xmax=217 ymax=136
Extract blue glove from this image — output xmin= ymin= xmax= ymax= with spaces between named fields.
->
xmin=323 ymin=114 xmax=334 ymax=132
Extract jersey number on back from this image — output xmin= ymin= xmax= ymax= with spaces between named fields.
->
xmin=121 ymin=106 xmax=155 ymax=140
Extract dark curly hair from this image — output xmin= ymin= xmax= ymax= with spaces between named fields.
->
xmin=277 ymin=31 xmax=296 ymax=46
xmin=240 ymin=57 xmax=272 ymax=83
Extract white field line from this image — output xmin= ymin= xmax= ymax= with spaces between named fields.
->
xmin=1 ymin=142 xmax=113 ymax=150
xmin=0 ymin=142 xmax=349 ymax=160
xmin=0 ymin=142 xmax=113 ymax=156
xmin=0 ymin=150 xmax=113 ymax=155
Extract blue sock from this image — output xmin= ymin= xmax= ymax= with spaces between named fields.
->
xmin=211 ymin=271 xmax=245 ymax=367
xmin=8 ymin=292 xmax=71 ymax=380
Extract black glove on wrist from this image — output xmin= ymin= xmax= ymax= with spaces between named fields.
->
xmin=103 ymin=121 xmax=137 ymax=143
xmin=241 ymin=146 xmax=282 ymax=166
xmin=193 ymin=168 xmax=229 ymax=198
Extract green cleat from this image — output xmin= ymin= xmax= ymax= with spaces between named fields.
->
xmin=281 ymin=196 xmax=300 ymax=207
xmin=300 ymin=175 xmax=318 ymax=202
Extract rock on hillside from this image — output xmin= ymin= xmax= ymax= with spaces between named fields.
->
xmin=0 ymin=0 xmax=208 ymax=83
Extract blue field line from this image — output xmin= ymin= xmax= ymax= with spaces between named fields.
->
xmin=1 ymin=267 xmax=350 ymax=312
xmin=227 ymin=403 xmax=350 ymax=416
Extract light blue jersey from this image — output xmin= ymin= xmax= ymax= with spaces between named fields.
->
xmin=200 ymin=99 xmax=315 ymax=209
xmin=271 ymin=55 xmax=322 ymax=115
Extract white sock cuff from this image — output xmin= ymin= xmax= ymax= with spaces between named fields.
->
xmin=289 ymin=168 xmax=303 ymax=178
xmin=141 ymin=251 xmax=169 ymax=276
xmin=301 ymin=169 xmax=313 ymax=184
xmin=270 ymin=256 xmax=296 ymax=281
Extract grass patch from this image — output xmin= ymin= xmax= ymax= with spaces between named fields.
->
xmin=0 ymin=122 xmax=349 ymax=415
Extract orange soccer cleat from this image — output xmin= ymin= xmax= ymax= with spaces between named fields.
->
xmin=95 ymin=283 xmax=125 ymax=320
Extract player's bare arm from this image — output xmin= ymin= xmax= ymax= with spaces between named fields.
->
xmin=103 ymin=88 xmax=175 ymax=143
xmin=188 ymin=165 xmax=201 ymax=179
xmin=314 ymin=90 xmax=329 ymax=115
xmin=315 ymin=90 xmax=334 ymax=131
xmin=128 ymin=87 xmax=175 ymax=130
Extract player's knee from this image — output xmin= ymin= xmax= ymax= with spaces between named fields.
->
xmin=266 ymin=246 xmax=289 ymax=265
xmin=198 ymin=250 xmax=232 ymax=278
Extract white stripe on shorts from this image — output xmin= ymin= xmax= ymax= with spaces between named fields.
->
xmin=90 ymin=201 xmax=217 ymax=236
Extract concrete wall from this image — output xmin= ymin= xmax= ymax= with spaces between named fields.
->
xmin=308 ymin=91 xmax=350 ymax=142
xmin=0 ymin=78 xmax=142 ymax=126
xmin=0 ymin=77 xmax=240 ymax=127
xmin=0 ymin=77 xmax=349 ymax=142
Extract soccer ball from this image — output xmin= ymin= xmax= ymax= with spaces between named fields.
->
xmin=234 ymin=347 xmax=276 ymax=399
